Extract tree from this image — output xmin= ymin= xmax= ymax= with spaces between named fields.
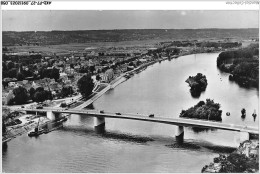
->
xmin=34 ymin=90 xmax=52 ymax=103
xmin=89 ymin=65 xmax=95 ymax=74
xmin=2 ymin=62 xmax=7 ymax=72
xmin=96 ymin=74 xmax=101 ymax=81
xmin=136 ymin=60 xmax=142 ymax=66
xmin=51 ymin=68 xmax=60 ymax=81
xmin=129 ymin=62 xmax=134 ymax=67
xmin=77 ymin=74 xmax=94 ymax=98
xmin=60 ymin=103 xmax=67 ymax=108
xmin=2 ymin=81 xmax=9 ymax=89
xmin=2 ymin=122 xmax=6 ymax=133
xmin=60 ymin=86 xmax=73 ymax=98
xmin=218 ymin=153 xmax=259 ymax=173
xmin=35 ymin=87 xmax=44 ymax=92
xmin=12 ymin=86 xmax=29 ymax=105
xmin=46 ymin=90 xmax=53 ymax=100
xmin=16 ymin=72 xmax=25 ymax=81
xmin=8 ymin=68 xmax=17 ymax=78
xmin=7 ymin=61 xmax=15 ymax=70
xmin=22 ymin=69 xmax=33 ymax=78
xmin=29 ymin=87 xmax=35 ymax=100
xmin=33 ymin=87 xmax=51 ymax=102
xmin=79 ymin=66 xmax=89 ymax=73
xmin=34 ymin=91 xmax=46 ymax=103
xmin=3 ymin=47 xmax=8 ymax=52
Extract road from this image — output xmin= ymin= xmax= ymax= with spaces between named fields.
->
xmin=16 ymin=108 xmax=259 ymax=135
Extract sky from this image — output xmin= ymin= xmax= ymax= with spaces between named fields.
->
xmin=2 ymin=10 xmax=259 ymax=31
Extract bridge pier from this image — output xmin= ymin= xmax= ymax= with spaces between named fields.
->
xmin=239 ymin=131 xmax=250 ymax=144
xmin=47 ymin=111 xmax=62 ymax=121
xmin=94 ymin=117 xmax=105 ymax=133
xmin=175 ymin=126 xmax=184 ymax=143
xmin=47 ymin=111 xmax=55 ymax=120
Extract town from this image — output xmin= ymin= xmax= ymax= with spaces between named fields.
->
xmin=2 ymin=39 xmax=249 ymax=106
xmin=3 ymin=38 xmax=257 ymax=136
xmin=1 ymin=8 xmax=259 ymax=173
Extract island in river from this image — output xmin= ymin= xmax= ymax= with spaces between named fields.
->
xmin=179 ymin=99 xmax=222 ymax=122
xmin=185 ymin=73 xmax=208 ymax=97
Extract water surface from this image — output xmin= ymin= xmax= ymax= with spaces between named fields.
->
xmin=2 ymin=53 xmax=258 ymax=173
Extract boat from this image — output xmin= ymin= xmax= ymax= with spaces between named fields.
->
xmin=28 ymin=117 xmax=46 ymax=137
xmin=28 ymin=128 xmax=46 ymax=137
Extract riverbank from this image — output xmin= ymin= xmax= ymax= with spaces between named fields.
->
xmin=2 ymin=116 xmax=50 ymax=143
xmin=216 ymin=44 xmax=259 ymax=88
xmin=3 ymin=52 xmax=259 ymax=173
xmin=2 ymin=114 xmax=68 ymax=143
xmin=71 ymin=50 xmax=237 ymax=110
xmin=202 ymin=140 xmax=259 ymax=173
xmin=72 ymin=59 xmax=159 ymax=109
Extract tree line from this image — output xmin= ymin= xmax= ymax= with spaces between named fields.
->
xmin=6 ymin=74 xmax=95 ymax=105
xmin=217 ymin=43 xmax=259 ymax=88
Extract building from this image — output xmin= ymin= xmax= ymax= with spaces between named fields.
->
xmin=60 ymin=72 xmax=68 ymax=81
xmin=101 ymin=69 xmax=114 ymax=82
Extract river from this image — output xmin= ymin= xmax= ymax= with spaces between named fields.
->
xmin=2 ymin=53 xmax=259 ymax=173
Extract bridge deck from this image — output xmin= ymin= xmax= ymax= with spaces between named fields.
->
xmin=17 ymin=108 xmax=259 ymax=134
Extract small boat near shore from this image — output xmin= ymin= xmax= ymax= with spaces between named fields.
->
xmin=28 ymin=128 xmax=47 ymax=137
xmin=28 ymin=117 xmax=42 ymax=137
xmin=28 ymin=117 xmax=67 ymax=137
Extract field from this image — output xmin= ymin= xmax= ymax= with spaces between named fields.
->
xmin=5 ymin=39 xmax=164 ymax=55
xmin=4 ymin=28 xmax=258 ymax=56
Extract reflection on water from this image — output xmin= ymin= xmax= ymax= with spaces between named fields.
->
xmin=2 ymin=53 xmax=259 ymax=173
xmin=241 ymin=114 xmax=246 ymax=121
xmin=189 ymin=127 xmax=217 ymax=133
xmin=2 ymin=142 xmax=8 ymax=153
xmin=166 ymin=141 xmax=201 ymax=150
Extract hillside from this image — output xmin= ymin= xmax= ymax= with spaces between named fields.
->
xmin=3 ymin=28 xmax=259 ymax=46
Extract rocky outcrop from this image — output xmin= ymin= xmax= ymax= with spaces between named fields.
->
xmin=202 ymin=140 xmax=259 ymax=173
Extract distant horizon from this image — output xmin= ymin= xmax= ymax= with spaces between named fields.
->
xmin=3 ymin=27 xmax=259 ymax=32
xmin=3 ymin=11 xmax=258 ymax=31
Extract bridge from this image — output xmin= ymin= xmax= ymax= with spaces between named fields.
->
xmin=15 ymin=107 xmax=259 ymax=145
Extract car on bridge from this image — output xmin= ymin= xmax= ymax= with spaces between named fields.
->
xmin=100 ymin=110 xmax=104 ymax=113
xmin=116 ymin=113 xmax=121 ymax=115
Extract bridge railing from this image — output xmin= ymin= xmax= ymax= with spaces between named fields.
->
xmin=16 ymin=108 xmax=259 ymax=134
